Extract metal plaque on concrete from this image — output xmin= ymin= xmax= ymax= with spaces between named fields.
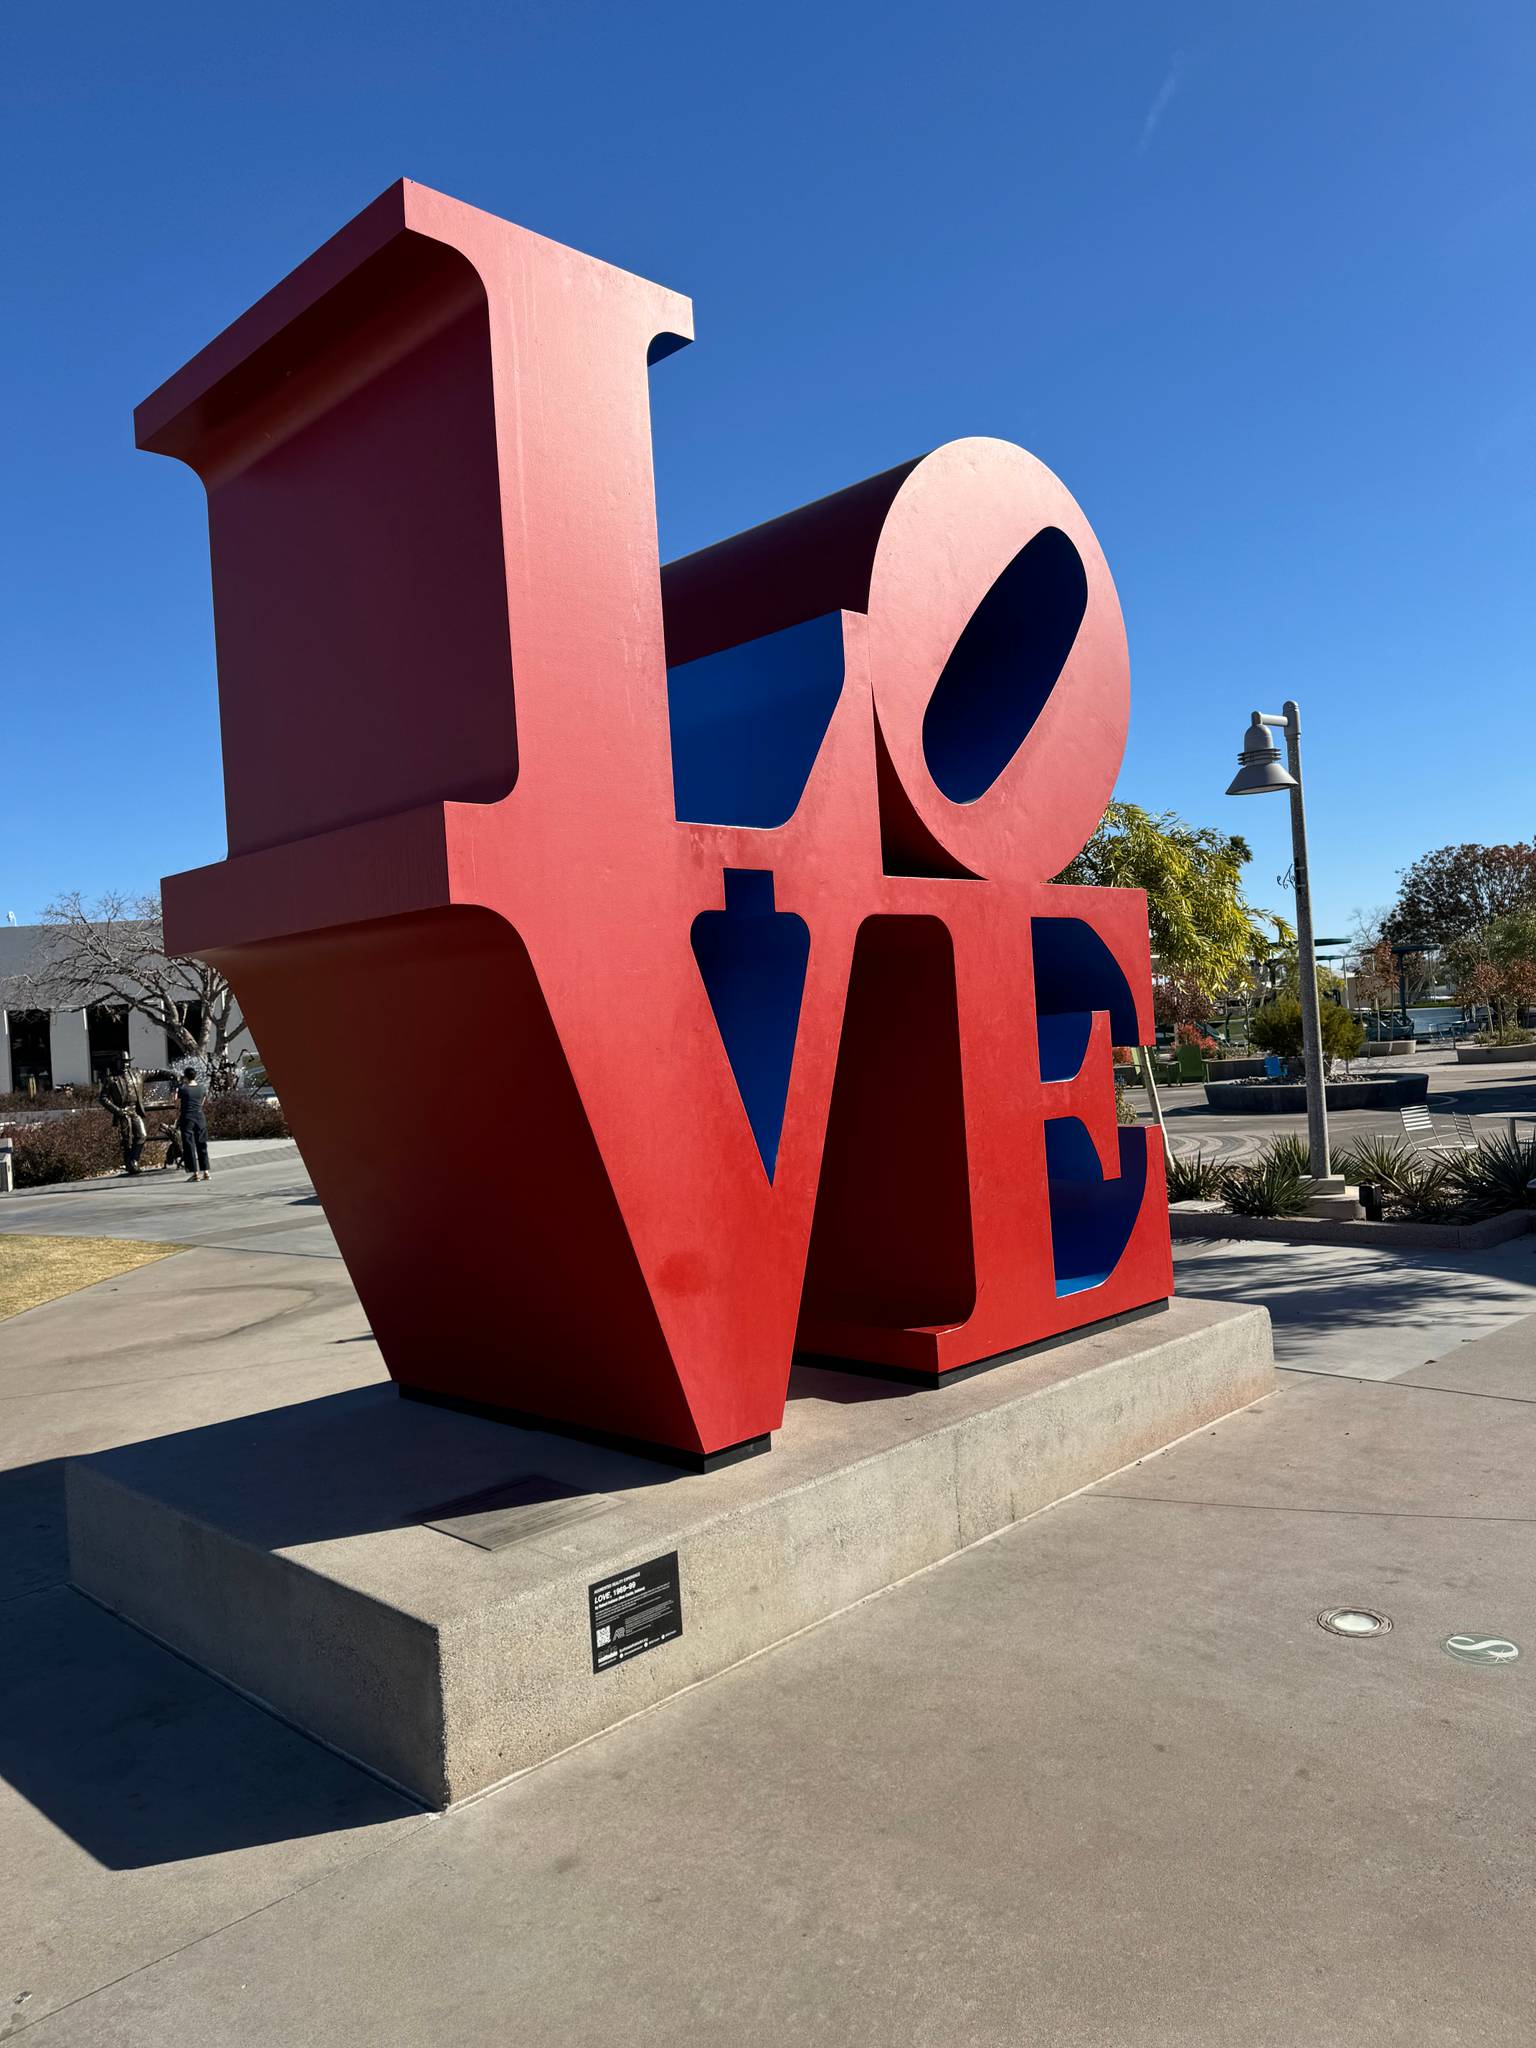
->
xmin=590 ymin=1552 xmax=683 ymax=1673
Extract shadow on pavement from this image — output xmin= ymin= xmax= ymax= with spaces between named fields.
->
xmin=0 ymin=1579 xmax=416 ymax=1868
xmin=1422 ymin=1075 xmax=1536 ymax=1118
xmin=0 ymin=1455 xmax=68 ymax=1601
xmin=1175 ymin=1241 xmax=1536 ymax=1340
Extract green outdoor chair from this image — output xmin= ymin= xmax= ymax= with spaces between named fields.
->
xmin=1126 ymin=1045 xmax=1179 ymax=1087
xmin=1174 ymin=1043 xmax=1208 ymax=1083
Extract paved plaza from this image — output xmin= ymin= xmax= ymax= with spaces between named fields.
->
xmin=3 ymin=1060 xmax=1534 ymax=2043
xmin=1159 ymin=1045 xmax=1536 ymax=1163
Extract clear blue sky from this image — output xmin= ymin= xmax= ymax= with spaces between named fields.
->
xmin=4 ymin=1 xmax=1531 ymax=940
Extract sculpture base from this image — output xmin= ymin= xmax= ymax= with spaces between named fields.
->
xmin=67 ymin=1297 xmax=1272 ymax=1808
xmin=798 ymin=1298 xmax=1171 ymax=1387
xmin=398 ymin=1386 xmax=771 ymax=1473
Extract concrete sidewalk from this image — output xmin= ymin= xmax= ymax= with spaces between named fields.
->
xmin=1174 ymin=1231 xmax=1536 ymax=1379
xmin=3 ymin=1236 xmax=1534 ymax=2042
xmin=0 ymin=1139 xmax=337 ymax=1261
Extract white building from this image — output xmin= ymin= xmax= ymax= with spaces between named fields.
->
xmin=0 ymin=925 xmax=240 ymax=1093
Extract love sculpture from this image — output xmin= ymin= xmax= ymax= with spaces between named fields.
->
xmin=144 ymin=181 xmax=1171 ymax=1468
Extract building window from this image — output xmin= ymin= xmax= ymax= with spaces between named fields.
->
xmin=87 ymin=1003 xmax=132 ymax=1082
xmin=7 ymin=1009 xmax=52 ymax=1093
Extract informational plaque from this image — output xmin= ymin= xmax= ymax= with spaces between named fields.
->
xmin=589 ymin=1553 xmax=683 ymax=1673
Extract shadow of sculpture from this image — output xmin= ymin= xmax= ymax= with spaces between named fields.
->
xmin=62 ymin=1384 xmax=688 ymax=1559
xmin=1173 ymin=1240 xmax=1536 ymax=1344
xmin=0 ymin=1568 xmax=416 ymax=1869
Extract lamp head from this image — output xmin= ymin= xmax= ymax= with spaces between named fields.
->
xmin=1226 ymin=714 xmax=1298 ymax=797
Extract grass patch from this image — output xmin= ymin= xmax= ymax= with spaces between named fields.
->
xmin=0 ymin=1235 xmax=183 ymax=1319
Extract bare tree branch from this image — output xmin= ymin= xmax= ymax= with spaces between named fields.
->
xmin=13 ymin=892 xmax=250 ymax=1087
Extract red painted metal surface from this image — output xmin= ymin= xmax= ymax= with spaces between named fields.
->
xmin=145 ymin=181 xmax=1172 ymax=1462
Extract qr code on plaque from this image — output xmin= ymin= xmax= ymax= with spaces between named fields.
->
xmin=595 ymin=1625 xmax=611 ymax=1647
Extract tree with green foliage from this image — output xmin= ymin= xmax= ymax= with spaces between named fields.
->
xmin=1055 ymin=803 xmax=1279 ymax=1008
xmin=1382 ymin=842 xmax=1536 ymax=948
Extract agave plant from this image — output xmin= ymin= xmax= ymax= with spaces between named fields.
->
xmin=1392 ymin=1159 xmax=1474 ymax=1222
xmin=1259 ymin=1133 xmax=1312 ymax=1177
xmin=1221 ymin=1158 xmax=1311 ymax=1217
xmin=1445 ymin=1134 xmax=1536 ymax=1216
xmin=1165 ymin=1148 xmax=1227 ymax=1202
xmin=1334 ymin=1136 xmax=1423 ymax=1196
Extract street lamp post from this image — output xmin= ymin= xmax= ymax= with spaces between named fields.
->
xmin=1226 ymin=701 xmax=1340 ymax=1188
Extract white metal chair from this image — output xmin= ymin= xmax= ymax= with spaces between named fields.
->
xmin=1400 ymin=1105 xmax=1478 ymax=1156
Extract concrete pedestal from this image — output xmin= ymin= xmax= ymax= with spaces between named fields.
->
xmin=67 ymin=1297 xmax=1273 ymax=1808
xmin=1305 ymin=1178 xmax=1364 ymax=1221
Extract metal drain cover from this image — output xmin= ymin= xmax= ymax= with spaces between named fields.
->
xmin=1318 ymin=1607 xmax=1392 ymax=1638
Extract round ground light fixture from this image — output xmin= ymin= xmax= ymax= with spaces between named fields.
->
xmin=1317 ymin=1607 xmax=1392 ymax=1638
xmin=1442 ymin=1634 xmax=1520 ymax=1665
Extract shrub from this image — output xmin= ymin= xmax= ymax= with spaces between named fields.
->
xmin=9 ymin=1107 xmax=124 ymax=1187
xmin=1248 ymin=997 xmax=1365 ymax=1063
xmin=1165 ymin=1149 xmax=1226 ymax=1202
xmin=204 ymin=1093 xmax=289 ymax=1139
xmin=1174 ymin=1023 xmax=1219 ymax=1054
xmin=1473 ymin=1026 xmax=1536 ymax=1047
xmin=1221 ymin=1156 xmax=1311 ymax=1217
xmin=1327 ymin=1009 xmax=1367 ymax=1061
xmin=1245 ymin=998 xmax=1302 ymax=1058
xmin=0 ymin=1086 xmax=96 ymax=1115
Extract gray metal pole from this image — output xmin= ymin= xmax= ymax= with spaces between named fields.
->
xmin=1281 ymin=700 xmax=1332 ymax=1181
xmin=1139 ymin=1049 xmax=1174 ymax=1168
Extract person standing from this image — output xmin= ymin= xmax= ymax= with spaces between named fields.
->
xmin=174 ymin=1066 xmax=211 ymax=1182
xmin=156 ymin=1076 xmax=184 ymax=1172
xmin=98 ymin=1055 xmax=148 ymax=1175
